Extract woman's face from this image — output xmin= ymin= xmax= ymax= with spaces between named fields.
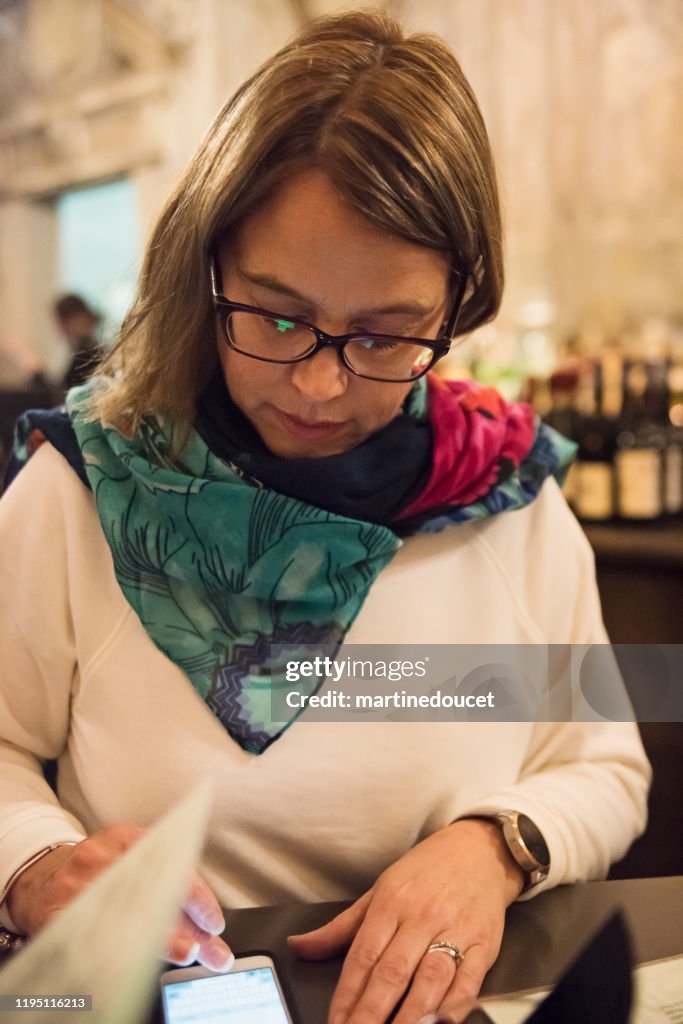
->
xmin=216 ymin=169 xmax=451 ymax=458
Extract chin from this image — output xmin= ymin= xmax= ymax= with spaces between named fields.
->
xmin=269 ymin=442 xmax=355 ymax=459
xmin=263 ymin=432 xmax=359 ymax=459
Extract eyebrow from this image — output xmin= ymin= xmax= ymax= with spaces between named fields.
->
xmin=236 ymin=267 xmax=440 ymax=320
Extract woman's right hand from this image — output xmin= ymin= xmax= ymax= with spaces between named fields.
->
xmin=5 ymin=824 xmax=233 ymax=971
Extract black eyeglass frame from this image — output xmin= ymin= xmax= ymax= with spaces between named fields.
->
xmin=209 ymin=257 xmax=469 ymax=383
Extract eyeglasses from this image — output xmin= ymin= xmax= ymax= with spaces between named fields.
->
xmin=210 ymin=259 xmax=467 ymax=383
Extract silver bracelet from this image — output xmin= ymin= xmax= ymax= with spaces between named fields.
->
xmin=0 ymin=927 xmax=28 ymax=954
xmin=0 ymin=841 xmax=78 ymax=907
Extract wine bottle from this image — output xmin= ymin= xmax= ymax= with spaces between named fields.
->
xmin=615 ymin=361 xmax=665 ymax=521
xmin=664 ymin=362 xmax=683 ymax=516
xmin=573 ymin=361 xmax=616 ymax=521
xmin=544 ymin=368 xmax=579 ymax=508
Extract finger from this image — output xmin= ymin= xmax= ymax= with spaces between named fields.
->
xmin=325 ymin=905 xmax=401 ymax=1024
xmin=436 ymin=944 xmax=489 ymax=1023
xmin=165 ymin=935 xmax=201 ymax=967
xmin=418 ymin=1000 xmax=477 ymax=1024
xmin=65 ymin=825 xmax=145 ymax=880
xmin=95 ymin=823 xmax=146 ymax=851
xmin=181 ymin=871 xmax=225 ymax=936
xmin=392 ymin=941 xmax=459 ymax=1024
xmin=287 ymin=890 xmax=373 ymax=960
xmin=335 ymin=925 xmax=438 ymax=1024
xmin=166 ymin=911 xmax=234 ymax=972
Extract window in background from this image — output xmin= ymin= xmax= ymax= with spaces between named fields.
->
xmin=56 ymin=178 xmax=141 ymax=346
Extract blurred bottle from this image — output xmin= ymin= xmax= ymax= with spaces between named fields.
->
xmin=544 ymin=366 xmax=579 ymax=508
xmin=615 ymin=360 xmax=665 ymax=521
xmin=669 ymin=362 xmax=683 ymax=429
xmin=663 ymin=425 xmax=683 ymax=516
xmin=545 ymin=367 xmax=579 ymax=439
xmin=572 ymin=360 xmax=616 ymax=522
xmin=664 ymin=359 xmax=683 ymax=516
xmin=651 ymin=359 xmax=683 ymax=518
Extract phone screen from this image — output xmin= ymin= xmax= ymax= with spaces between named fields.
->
xmin=161 ymin=965 xmax=291 ymax=1024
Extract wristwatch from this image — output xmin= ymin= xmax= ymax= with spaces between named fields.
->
xmin=489 ymin=811 xmax=550 ymax=892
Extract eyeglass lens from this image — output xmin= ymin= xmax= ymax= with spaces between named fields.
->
xmin=225 ymin=311 xmax=434 ymax=381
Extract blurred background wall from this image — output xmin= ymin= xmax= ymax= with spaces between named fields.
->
xmin=407 ymin=0 xmax=683 ymax=338
xmin=0 ymin=0 xmax=681 ymax=378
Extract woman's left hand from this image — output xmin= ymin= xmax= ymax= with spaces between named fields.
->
xmin=287 ymin=818 xmax=525 ymax=1024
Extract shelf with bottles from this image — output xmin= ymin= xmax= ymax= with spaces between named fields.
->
xmin=438 ymin=313 xmax=683 ymax=525
xmin=530 ymin=323 xmax=683 ymax=525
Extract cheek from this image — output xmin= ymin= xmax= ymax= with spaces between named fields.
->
xmin=219 ymin=348 xmax=283 ymax=411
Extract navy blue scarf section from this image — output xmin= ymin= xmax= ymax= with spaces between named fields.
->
xmin=3 ymin=405 xmax=87 ymax=492
xmin=194 ymin=373 xmax=431 ymax=523
xmin=4 ymin=376 xmax=432 ymax=526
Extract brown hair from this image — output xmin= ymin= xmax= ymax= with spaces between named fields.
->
xmin=90 ymin=10 xmax=503 ymax=437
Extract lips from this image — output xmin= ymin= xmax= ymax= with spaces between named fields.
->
xmin=274 ymin=409 xmax=347 ymax=439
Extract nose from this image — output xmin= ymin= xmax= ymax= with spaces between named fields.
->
xmin=289 ymin=346 xmax=348 ymax=402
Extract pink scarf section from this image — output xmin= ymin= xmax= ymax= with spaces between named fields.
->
xmin=397 ymin=375 xmax=536 ymax=520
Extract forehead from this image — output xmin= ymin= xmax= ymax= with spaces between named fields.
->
xmin=221 ymin=169 xmax=449 ymax=303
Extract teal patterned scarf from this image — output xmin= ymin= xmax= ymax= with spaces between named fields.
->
xmin=5 ymin=376 xmax=574 ymax=754
xmin=67 ymin=386 xmax=400 ymax=753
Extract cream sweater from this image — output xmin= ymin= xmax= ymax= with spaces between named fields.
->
xmin=0 ymin=443 xmax=650 ymax=922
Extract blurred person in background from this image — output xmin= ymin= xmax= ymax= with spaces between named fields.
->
xmin=53 ymin=293 xmax=102 ymax=390
xmin=0 ymin=12 xmax=649 ymax=1024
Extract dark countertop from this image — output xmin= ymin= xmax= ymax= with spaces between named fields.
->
xmin=150 ymin=875 xmax=683 ymax=1023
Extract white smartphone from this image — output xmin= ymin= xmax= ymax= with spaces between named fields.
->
xmin=159 ymin=952 xmax=296 ymax=1024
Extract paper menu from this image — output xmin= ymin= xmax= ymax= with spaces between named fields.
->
xmin=0 ymin=780 xmax=213 ymax=1024
xmin=478 ymin=990 xmax=547 ymax=1024
xmin=634 ymin=956 xmax=683 ymax=1024
xmin=481 ymin=954 xmax=683 ymax=1024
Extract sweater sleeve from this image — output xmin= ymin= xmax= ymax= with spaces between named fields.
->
xmin=458 ymin=719 xmax=650 ymax=895
xmin=0 ymin=445 xmax=93 ymax=926
xmin=458 ymin=480 xmax=651 ymax=894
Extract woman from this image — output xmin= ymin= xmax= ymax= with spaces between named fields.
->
xmin=0 ymin=12 xmax=649 ymax=1024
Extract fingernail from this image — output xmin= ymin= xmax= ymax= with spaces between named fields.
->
xmin=205 ymin=938 xmax=234 ymax=973
xmin=208 ymin=915 xmax=226 ymax=936
xmin=201 ymin=908 xmax=226 ymax=935
xmin=177 ymin=940 xmax=200 ymax=964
